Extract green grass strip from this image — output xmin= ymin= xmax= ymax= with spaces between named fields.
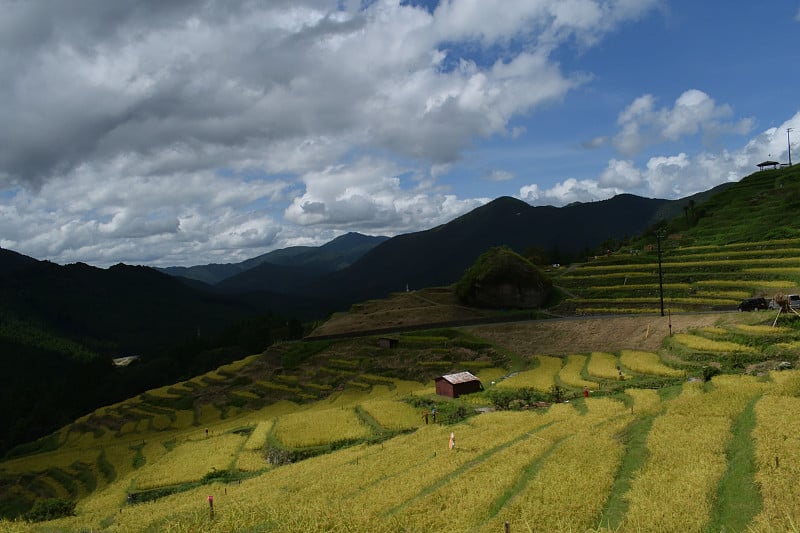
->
xmin=707 ymin=395 xmax=762 ymax=532
xmin=597 ymin=414 xmax=655 ymax=529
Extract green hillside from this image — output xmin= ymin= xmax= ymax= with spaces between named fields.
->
xmin=553 ymin=166 xmax=800 ymax=315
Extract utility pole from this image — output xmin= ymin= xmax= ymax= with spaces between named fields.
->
xmin=657 ymin=229 xmax=665 ymax=317
xmin=788 ymin=128 xmax=794 ymax=167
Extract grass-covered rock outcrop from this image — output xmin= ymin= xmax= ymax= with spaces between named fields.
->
xmin=455 ymin=246 xmax=552 ymax=308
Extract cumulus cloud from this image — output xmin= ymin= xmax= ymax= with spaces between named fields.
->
xmin=520 ymin=178 xmax=622 ymax=205
xmin=0 ymin=162 xmax=290 ymax=266
xmin=520 ymin=111 xmax=800 ymax=207
xmin=599 ymin=159 xmax=642 ymax=188
xmin=0 ymin=0 xmax=663 ymax=265
xmin=613 ymin=90 xmax=754 ymax=156
xmin=0 ymin=0 xmax=621 ymax=189
xmin=284 ymin=158 xmax=485 ymax=232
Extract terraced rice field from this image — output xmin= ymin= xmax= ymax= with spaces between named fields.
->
xmin=555 ymin=237 xmax=800 ymax=315
xmin=5 ymin=313 xmax=800 ymax=532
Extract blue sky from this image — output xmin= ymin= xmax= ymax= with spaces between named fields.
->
xmin=0 ymin=0 xmax=798 ymax=267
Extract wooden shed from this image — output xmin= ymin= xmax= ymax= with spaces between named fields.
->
xmin=435 ymin=371 xmax=483 ymax=398
xmin=378 ymin=337 xmax=399 ymax=349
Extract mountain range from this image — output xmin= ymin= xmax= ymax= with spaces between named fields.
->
xmin=166 ymin=187 xmax=727 ymax=304
xmin=0 ymin=186 xmax=727 ymax=455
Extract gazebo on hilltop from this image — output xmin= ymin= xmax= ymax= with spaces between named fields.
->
xmin=757 ymin=160 xmax=780 ymax=170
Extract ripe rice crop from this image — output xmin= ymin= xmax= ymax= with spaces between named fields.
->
xmin=243 ymin=421 xmax=273 ymax=451
xmin=744 ymin=267 xmax=800 ymax=275
xmin=196 ymin=404 xmax=222 ymax=426
xmin=695 ymin=279 xmax=794 ymax=289
xmin=701 ymin=326 xmax=729 ymax=335
xmin=134 ymin=433 xmax=245 ymax=489
xmin=476 ymin=367 xmax=507 ymax=384
xmin=391 ymin=421 xmax=567 ymax=531
xmin=561 ymin=272 xmax=651 ymax=280
xmin=621 ymin=376 xmax=765 ymax=531
xmin=672 ymin=333 xmax=756 ymax=353
xmin=201 ymin=371 xmax=227 ymax=383
xmin=768 ymin=369 xmax=800 ymax=396
xmin=751 ymin=395 xmax=800 ymax=530
xmin=217 ymin=354 xmax=259 ymax=373
xmin=558 ymin=354 xmax=596 ymax=388
xmin=694 ymin=289 xmax=751 ymax=299
xmin=236 ymin=450 xmax=268 ymax=473
xmin=619 ymin=350 xmax=685 ymax=377
xmin=625 ymin=388 xmax=662 ymax=414
xmin=586 ymin=282 xmax=690 ymax=290
xmin=489 ymin=417 xmax=629 ymax=532
xmin=255 ymin=380 xmax=302 ymax=394
xmin=146 ymin=385 xmax=184 ymax=399
xmin=230 ymin=390 xmax=260 ymax=401
xmin=496 ymin=355 xmax=562 ymax=391
xmin=588 ymin=352 xmax=622 ymax=380
xmin=359 ymin=399 xmax=422 ymax=431
xmin=735 ymin=324 xmax=790 ymax=335
xmin=273 ymin=407 xmax=372 ymax=448
xmin=151 ymin=414 xmax=173 ymax=431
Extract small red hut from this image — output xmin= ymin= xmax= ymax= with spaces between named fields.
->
xmin=435 ymin=371 xmax=483 ymax=398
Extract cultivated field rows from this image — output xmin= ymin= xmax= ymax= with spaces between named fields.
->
xmin=4 ymin=315 xmax=800 ymax=531
xmin=5 ymin=371 xmax=800 ymax=532
xmin=556 ymin=237 xmax=800 ymax=315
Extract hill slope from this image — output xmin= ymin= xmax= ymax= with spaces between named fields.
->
xmin=307 ymin=194 xmax=681 ymax=304
xmin=4 ymin=311 xmax=800 ymax=531
xmin=160 ymin=232 xmax=388 ymax=286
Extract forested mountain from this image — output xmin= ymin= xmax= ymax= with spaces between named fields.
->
xmin=159 ymin=232 xmax=388 ymax=286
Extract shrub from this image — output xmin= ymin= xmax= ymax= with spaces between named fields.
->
xmin=23 ymin=498 xmax=75 ymax=522
xmin=486 ymin=387 xmax=547 ymax=410
xmin=702 ymin=366 xmax=721 ymax=382
xmin=549 ymin=384 xmax=566 ymax=403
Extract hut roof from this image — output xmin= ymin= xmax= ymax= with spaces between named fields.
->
xmin=438 ymin=371 xmax=480 ymax=384
xmin=757 ymin=160 xmax=780 ymax=168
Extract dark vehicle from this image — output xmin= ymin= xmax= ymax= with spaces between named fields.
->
xmin=738 ymin=297 xmax=768 ymax=311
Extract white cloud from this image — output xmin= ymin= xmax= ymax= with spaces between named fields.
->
xmin=519 ymin=111 xmax=800 ymax=207
xmin=599 ymin=159 xmax=642 ymax=188
xmin=284 ymin=157 xmax=485 ymax=232
xmin=0 ymin=0 xmax=663 ymax=266
xmin=485 ymin=170 xmax=515 ymax=182
xmin=0 ymin=162 xmax=290 ymax=266
xmin=519 ymin=177 xmax=622 ymax=205
xmin=613 ymin=90 xmax=754 ymax=156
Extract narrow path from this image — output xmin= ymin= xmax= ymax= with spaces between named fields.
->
xmin=707 ymin=395 xmax=762 ymax=532
xmin=598 ymin=415 xmax=655 ymax=529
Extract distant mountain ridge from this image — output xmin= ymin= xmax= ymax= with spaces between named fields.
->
xmin=158 ymin=232 xmax=389 ymax=286
xmin=301 ymin=192 xmax=715 ymax=304
xmin=158 ymin=191 xmax=724 ymax=305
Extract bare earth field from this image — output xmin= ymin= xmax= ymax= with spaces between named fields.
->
xmin=464 ymin=312 xmax=745 ymax=356
xmin=308 ymin=288 xmax=489 ymax=337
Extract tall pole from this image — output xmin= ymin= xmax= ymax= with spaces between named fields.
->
xmin=657 ymin=230 xmax=665 ymax=317
xmin=788 ymin=128 xmax=794 ymax=167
